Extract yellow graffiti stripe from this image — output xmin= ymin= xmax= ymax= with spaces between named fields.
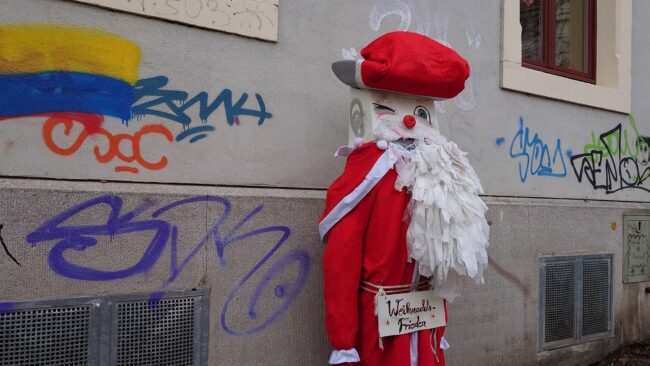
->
xmin=0 ymin=24 xmax=140 ymax=85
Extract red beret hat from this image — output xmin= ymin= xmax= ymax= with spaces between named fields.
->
xmin=332 ymin=31 xmax=470 ymax=99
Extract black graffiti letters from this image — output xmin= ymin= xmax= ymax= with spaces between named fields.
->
xmin=0 ymin=224 xmax=20 ymax=266
xmin=571 ymin=124 xmax=650 ymax=194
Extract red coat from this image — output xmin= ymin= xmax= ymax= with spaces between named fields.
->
xmin=320 ymin=142 xmax=447 ymax=366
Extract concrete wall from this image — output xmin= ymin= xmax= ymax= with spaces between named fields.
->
xmin=1 ymin=0 xmax=650 ymax=365
xmin=0 ymin=179 xmax=330 ymax=365
xmin=449 ymin=197 xmax=650 ymax=366
xmin=2 ymin=180 xmax=649 ymax=365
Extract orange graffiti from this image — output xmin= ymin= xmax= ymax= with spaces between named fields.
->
xmin=42 ymin=115 xmax=173 ymax=174
xmin=1 ymin=112 xmax=105 ymax=133
xmin=114 ymin=166 xmax=140 ymax=174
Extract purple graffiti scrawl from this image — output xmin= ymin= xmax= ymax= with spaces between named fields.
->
xmin=26 ymin=195 xmax=310 ymax=336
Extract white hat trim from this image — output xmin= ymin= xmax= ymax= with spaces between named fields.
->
xmin=355 ymin=59 xmax=366 ymax=89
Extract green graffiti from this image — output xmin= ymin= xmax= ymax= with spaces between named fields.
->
xmin=582 ymin=115 xmax=648 ymax=164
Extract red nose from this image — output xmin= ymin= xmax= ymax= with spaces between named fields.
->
xmin=403 ymin=115 xmax=416 ymax=129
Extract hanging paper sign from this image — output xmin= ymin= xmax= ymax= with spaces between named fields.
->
xmin=377 ymin=290 xmax=446 ymax=338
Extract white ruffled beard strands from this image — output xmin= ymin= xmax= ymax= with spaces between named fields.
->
xmin=394 ymin=138 xmax=490 ymax=300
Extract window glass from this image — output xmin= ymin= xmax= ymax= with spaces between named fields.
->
xmin=520 ymin=0 xmax=594 ymax=82
xmin=555 ymin=0 xmax=588 ymax=72
xmin=521 ymin=0 xmax=544 ymax=62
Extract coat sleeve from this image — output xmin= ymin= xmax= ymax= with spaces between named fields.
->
xmin=322 ymin=187 xmax=374 ymax=351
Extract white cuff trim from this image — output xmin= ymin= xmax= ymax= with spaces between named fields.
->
xmin=329 ymin=348 xmax=360 ymax=364
xmin=440 ymin=336 xmax=450 ymax=350
xmin=355 ymin=60 xmax=366 ymax=89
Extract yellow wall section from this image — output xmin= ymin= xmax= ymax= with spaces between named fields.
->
xmin=0 ymin=24 xmax=141 ymax=85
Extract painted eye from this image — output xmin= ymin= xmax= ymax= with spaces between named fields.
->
xmin=373 ymin=103 xmax=396 ymax=113
xmin=414 ymin=106 xmax=430 ymax=122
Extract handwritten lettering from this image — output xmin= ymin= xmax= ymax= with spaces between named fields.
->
xmin=398 ymin=316 xmax=427 ymax=333
xmin=387 ymin=298 xmax=433 ymax=317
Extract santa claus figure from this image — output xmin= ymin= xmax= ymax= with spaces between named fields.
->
xmin=320 ymin=32 xmax=490 ymax=365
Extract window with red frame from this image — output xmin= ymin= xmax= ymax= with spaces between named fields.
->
xmin=520 ymin=0 xmax=596 ymax=83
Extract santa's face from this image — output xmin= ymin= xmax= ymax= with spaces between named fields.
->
xmin=348 ymin=88 xmax=441 ymax=148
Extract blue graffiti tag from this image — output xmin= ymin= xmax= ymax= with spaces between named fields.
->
xmin=505 ymin=117 xmax=568 ymax=182
xmin=131 ymin=76 xmax=273 ymax=142
xmin=26 ymin=195 xmax=309 ymax=336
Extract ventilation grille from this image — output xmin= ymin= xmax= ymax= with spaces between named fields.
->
xmin=544 ymin=261 xmax=576 ymax=343
xmin=540 ymin=254 xmax=612 ymax=350
xmin=0 ymin=306 xmax=91 ymax=366
xmin=582 ymin=259 xmax=611 ymax=336
xmin=116 ymin=297 xmax=196 ymax=366
xmin=0 ymin=290 xmax=208 ymax=366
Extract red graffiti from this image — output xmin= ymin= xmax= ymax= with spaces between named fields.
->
xmin=42 ymin=114 xmax=173 ymax=174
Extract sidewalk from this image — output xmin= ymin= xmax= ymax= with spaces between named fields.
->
xmin=590 ymin=342 xmax=650 ymax=366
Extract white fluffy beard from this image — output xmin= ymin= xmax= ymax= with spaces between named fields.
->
xmin=393 ymin=138 xmax=490 ymax=299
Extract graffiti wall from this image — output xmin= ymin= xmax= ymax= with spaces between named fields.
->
xmin=1 ymin=0 xmax=650 ymax=200
xmin=0 ymin=24 xmax=274 ymax=180
xmin=0 ymin=180 xmax=327 ymax=364
xmin=1 ymin=1 xmax=493 ymax=193
xmin=1 ymin=0 xmax=650 ymax=365
xmin=570 ymin=116 xmax=650 ymax=194
xmin=492 ymin=114 xmax=650 ymax=200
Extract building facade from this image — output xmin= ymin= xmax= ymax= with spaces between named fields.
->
xmin=0 ymin=0 xmax=648 ymax=365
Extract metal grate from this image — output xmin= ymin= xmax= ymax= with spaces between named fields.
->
xmin=115 ymin=297 xmax=197 ymax=366
xmin=544 ymin=261 xmax=576 ymax=343
xmin=1 ymin=290 xmax=208 ymax=366
xmin=582 ymin=259 xmax=611 ymax=336
xmin=540 ymin=254 xmax=613 ymax=350
xmin=0 ymin=305 xmax=92 ymax=366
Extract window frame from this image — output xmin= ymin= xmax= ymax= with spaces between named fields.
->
xmin=501 ymin=0 xmax=632 ymax=113
xmin=521 ymin=0 xmax=597 ymax=84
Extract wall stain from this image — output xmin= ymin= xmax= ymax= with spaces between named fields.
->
xmin=489 ymin=255 xmax=528 ymax=297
